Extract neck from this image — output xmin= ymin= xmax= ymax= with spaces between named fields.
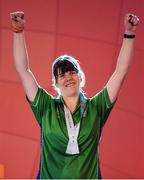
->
xmin=62 ymin=95 xmax=80 ymax=113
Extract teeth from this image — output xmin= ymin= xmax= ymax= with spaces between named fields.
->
xmin=66 ymin=83 xmax=74 ymax=87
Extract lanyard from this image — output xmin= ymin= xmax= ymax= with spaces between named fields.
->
xmin=63 ymin=93 xmax=87 ymax=155
xmin=64 ymin=105 xmax=80 ymax=154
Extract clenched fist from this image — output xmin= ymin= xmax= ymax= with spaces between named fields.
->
xmin=10 ymin=11 xmax=25 ymax=33
xmin=125 ymin=13 xmax=139 ymax=34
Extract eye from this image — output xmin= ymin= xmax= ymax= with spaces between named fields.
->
xmin=58 ymin=73 xmax=65 ymax=78
xmin=70 ymin=71 xmax=77 ymax=75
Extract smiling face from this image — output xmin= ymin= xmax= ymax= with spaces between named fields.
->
xmin=56 ymin=70 xmax=81 ymax=97
xmin=52 ymin=55 xmax=85 ymax=96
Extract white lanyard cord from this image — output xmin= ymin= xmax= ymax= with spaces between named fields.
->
xmin=64 ymin=105 xmax=80 ymax=155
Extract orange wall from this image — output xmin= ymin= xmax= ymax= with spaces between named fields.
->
xmin=0 ymin=0 xmax=144 ymax=178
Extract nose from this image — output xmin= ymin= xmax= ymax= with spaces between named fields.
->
xmin=65 ymin=72 xmax=72 ymax=80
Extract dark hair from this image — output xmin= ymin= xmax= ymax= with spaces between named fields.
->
xmin=53 ymin=55 xmax=78 ymax=80
xmin=52 ymin=55 xmax=85 ymax=94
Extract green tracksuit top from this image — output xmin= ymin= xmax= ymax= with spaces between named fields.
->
xmin=27 ymin=86 xmax=114 ymax=179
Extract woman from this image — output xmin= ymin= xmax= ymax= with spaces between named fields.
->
xmin=10 ymin=11 xmax=139 ymax=179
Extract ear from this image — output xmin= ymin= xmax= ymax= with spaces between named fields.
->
xmin=79 ymin=74 xmax=82 ymax=82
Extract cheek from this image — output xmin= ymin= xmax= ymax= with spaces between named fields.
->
xmin=61 ymin=79 xmax=66 ymax=85
xmin=57 ymin=79 xmax=65 ymax=88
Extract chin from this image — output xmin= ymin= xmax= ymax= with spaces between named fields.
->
xmin=64 ymin=90 xmax=79 ymax=97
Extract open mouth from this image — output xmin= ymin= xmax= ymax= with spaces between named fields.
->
xmin=65 ymin=82 xmax=75 ymax=87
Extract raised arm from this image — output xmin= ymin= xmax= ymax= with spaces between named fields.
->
xmin=10 ymin=11 xmax=38 ymax=101
xmin=106 ymin=13 xmax=139 ymax=103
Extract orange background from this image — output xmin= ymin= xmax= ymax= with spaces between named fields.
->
xmin=0 ymin=0 xmax=144 ymax=178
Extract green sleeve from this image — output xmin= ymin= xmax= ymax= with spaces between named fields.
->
xmin=26 ymin=87 xmax=52 ymax=127
xmin=91 ymin=87 xmax=116 ymax=127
